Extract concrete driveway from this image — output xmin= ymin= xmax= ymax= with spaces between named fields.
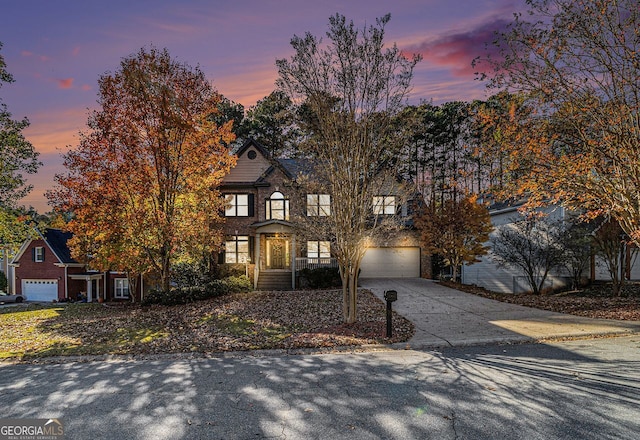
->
xmin=360 ymin=278 xmax=640 ymax=349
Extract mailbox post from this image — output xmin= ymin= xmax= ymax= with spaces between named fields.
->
xmin=383 ymin=290 xmax=398 ymax=338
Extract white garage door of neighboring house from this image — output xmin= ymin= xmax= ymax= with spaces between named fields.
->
xmin=360 ymin=247 xmax=420 ymax=278
xmin=22 ymin=280 xmax=58 ymax=302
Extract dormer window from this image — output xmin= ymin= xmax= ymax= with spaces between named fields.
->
xmin=266 ymin=191 xmax=289 ymax=220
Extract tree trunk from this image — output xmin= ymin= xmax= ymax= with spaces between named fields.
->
xmin=339 ymin=261 xmax=359 ymax=324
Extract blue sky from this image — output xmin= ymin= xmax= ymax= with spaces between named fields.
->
xmin=0 ymin=0 xmax=525 ymax=212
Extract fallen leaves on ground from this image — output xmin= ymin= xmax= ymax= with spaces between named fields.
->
xmin=441 ymin=281 xmax=640 ymax=321
xmin=0 ymin=289 xmax=414 ymax=360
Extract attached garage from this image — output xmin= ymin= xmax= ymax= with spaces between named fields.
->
xmin=22 ymin=279 xmax=59 ymax=302
xmin=360 ymin=247 xmax=420 ymax=278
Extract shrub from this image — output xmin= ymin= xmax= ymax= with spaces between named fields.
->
xmin=143 ymin=275 xmax=253 ymax=306
xmin=0 ymin=271 xmax=7 ymax=292
xmin=220 ymin=275 xmax=253 ymax=293
xmin=299 ymin=267 xmax=342 ymax=289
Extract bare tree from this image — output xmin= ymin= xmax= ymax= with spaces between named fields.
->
xmin=277 ymin=13 xmax=420 ymax=323
xmin=491 ymin=214 xmax=565 ymax=295
xmin=592 ymin=219 xmax=627 ymax=296
xmin=558 ymin=220 xmax=594 ymax=290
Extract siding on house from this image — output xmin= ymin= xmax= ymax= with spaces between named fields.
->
xmin=461 ymin=204 xmax=570 ymax=294
xmin=222 ymin=145 xmax=272 ymax=183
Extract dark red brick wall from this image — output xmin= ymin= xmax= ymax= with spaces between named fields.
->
xmin=14 ymin=238 xmax=66 ymax=299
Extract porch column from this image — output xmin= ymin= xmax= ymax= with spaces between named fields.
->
xmin=291 ymin=234 xmax=296 ymax=289
xmin=254 ymin=232 xmax=261 ymax=289
xmin=86 ymin=278 xmax=93 ymax=302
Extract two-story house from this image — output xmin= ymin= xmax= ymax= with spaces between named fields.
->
xmin=219 ymin=139 xmax=429 ymax=290
xmin=10 ymin=228 xmax=144 ymax=302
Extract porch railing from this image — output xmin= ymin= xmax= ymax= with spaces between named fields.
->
xmin=295 ymin=257 xmax=338 ymax=273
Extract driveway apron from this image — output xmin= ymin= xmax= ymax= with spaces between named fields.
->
xmin=359 ymin=278 xmax=640 ymax=349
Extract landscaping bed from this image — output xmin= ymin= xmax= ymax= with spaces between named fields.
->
xmin=0 ymin=289 xmax=413 ymax=361
xmin=441 ymin=280 xmax=640 ymax=321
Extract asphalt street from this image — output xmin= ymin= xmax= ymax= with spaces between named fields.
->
xmin=1 ymin=336 xmax=639 ymax=440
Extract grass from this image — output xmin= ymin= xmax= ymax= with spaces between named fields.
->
xmin=0 ymin=289 xmax=414 ymax=361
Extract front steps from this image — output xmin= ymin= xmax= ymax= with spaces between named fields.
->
xmin=256 ymin=271 xmax=293 ymax=291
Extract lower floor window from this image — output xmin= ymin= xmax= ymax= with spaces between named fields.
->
xmin=226 ymin=235 xmax=249 ymax=263
xmin=307 ymin=240 xmax=331 ymax=263
xmin=114 ymin=278 xmax=129 ymax=298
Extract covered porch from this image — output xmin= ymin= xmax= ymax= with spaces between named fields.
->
xmin=68 ymin=272 xmax=104 ymax=302
xmin=252 ymin=220 xmax=297 ymax=290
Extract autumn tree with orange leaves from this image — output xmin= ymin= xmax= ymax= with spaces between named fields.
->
xmin=49 ymin=47 xmax=236 ymax=295
xmin=478 ymin=0 xmax=640 ymax=245
xmin=415 ymin=194 xmax=492 ymax=281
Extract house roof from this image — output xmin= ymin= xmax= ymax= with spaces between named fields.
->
xmin=10 ymin=228 xmax=78 ymax=265
xmin=44 ymin=229 xmax=77 ymax=264
xmin=276 ymin=158 xmax=313 ymax=177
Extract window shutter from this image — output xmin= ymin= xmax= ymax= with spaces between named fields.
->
xmin=248 ymin=194 xmax=255 ymax=217
xmin=32 ymin=248 xmax=35 ymax=261
xmin=249 ymin=236 xmax=255 ymax=262
xmin=42 ymin=248 xmax=45 ymax=260
xmin=218 ymin=251 xmax=225 ymax=265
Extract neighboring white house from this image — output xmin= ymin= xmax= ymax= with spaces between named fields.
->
xmin=462 ymin=201 xmax=640 ymax=294
xmin=461 ymin=202 xmax=571 ymax=294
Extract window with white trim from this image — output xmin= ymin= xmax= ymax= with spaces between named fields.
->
xmin=225 ymin=194 xmax=250 ymax=217
xmin=373 ymin=196 xmax=396 ymax=215
xmin=307 ymin=241 xmax=331 ymax=263
xmin=307 ymin=194 xmax=331 ymax=216
xmin=34 ymin=246 xmax=45 ymax=262
xmin=266 ymin=191 xmax=289 ymax=220
xmin=114 ymin=278 xmax=130 ymax=298
xmin=225 ymin=235 xmax=249 ymax=263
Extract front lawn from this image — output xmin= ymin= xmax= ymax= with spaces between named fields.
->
xmin=0 ymin=289 xmax=414 ymax=361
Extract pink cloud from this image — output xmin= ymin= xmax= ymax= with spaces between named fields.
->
xmin=405 ymin=18 xmax=509 ymax=78
xmin=20 ymin=50 xmax=50 ymax=62
xmin=81 ymin=84 xmax=91 ymax=91
xmin=57 ymin=78 xmax=74 ymax=89
xmin=72 ymin=46 xmax=80 ymax=56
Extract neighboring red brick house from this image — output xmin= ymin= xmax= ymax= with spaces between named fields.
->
xmin=219 ymin=139 xmax=429 ymax=290
xmin=10 ymin=228 xmax=144 ymax=302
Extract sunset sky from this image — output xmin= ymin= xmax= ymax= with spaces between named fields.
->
xmin=1 ymin=0 xmax=526 ymax=213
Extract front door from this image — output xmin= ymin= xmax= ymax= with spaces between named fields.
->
xmin=268 ymin=239 xmax=288 ymax=269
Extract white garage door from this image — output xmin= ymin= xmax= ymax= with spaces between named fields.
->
xmin=22 ymin=280 xmax=58 ymax=302
xmin=360 ymin=247 xmax=420 ymax=278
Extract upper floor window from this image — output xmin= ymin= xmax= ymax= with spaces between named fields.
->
xmin=307 ymin=241 xmax=331 ymax=263
xmin=34 ymin=246 xmax=45 ymax=262
xmin=114 ymin=278 xmax=130 ymax=299
xmin=307 ymin=194 xmax=331 ymax=216
xmin=373 ymin=196 xmax=396 ymax=215
xmin=225 ymin=194 xmax=254 ymax=217
xmin=266 ymin=191 xmax=289 ymax=220
xmin=225 ymin=235 xmax=249 ymax=264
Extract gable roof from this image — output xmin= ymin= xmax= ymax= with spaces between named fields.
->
xmin=44 ymin=229 xmax=76 ymax=264
xmin=10 ymin=228 xmax=78 ymax=265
